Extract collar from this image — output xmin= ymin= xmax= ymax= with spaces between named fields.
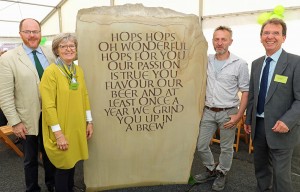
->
xmin=209 ymin=52 xmax=240 ymax=65
xmin=265 ymin=48 xmax=282 ymax=63
xmin=22 ymin=43 xmax=42 ymax=55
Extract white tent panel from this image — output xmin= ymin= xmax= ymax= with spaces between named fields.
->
xmin=0 ymin=3 xmax=52 ymax=21
xmin=43 ymin=0 xmax=111 ymax=36
xmin=0 ymin=0 xmax=61 ymax=37
xmin=42 ymin=11 xmax=60 ymax=38
xmin=202 ymin=8 xmax=300 ymax=66
xmin=0 ymin=22 xmax=20 ymax=37
xmin=203 ymin=0 xmax=300 ymax=15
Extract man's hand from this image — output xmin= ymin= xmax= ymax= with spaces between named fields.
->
xmin=12 ymin=122 xmax=28 ymax=139
xmin=223 ymin=114 xmax=241 ymax=129
xmin=272 ymin=120 xmax=289 ymax=133
xmin=244 ymin=124 xmax=251 ymax=134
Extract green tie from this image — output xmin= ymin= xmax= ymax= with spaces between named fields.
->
xmin=32 ymin=50 xmax=44 ymax=79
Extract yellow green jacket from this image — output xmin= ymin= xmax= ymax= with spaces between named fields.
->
xmin=40 ymin=63 xmax=90 ymax=169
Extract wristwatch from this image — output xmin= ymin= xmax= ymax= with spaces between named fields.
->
xmin=87 ymin=121 xmax=93 ymax=124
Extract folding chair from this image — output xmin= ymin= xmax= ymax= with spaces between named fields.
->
xmin=249 ymin=136 xmax=254 ymax=154
xmin=0 ymin=126 xmax=24 ymax=157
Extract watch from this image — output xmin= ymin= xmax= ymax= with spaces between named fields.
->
xmin=87 ymin=121 xmax=93 ymax=124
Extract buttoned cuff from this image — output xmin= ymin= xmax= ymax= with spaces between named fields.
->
xmin=86 ymin=110 xmax=93 ymax=121
xmin=51 ymin=124 xmax=61 ymax=132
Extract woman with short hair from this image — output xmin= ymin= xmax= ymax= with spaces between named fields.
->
xmin=40 ymin=33 xmax=93 ymax=192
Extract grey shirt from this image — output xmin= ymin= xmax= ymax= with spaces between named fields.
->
xmin=205 ymin=53 xmax=249 ymax=108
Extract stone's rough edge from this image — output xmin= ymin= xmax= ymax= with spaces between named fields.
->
xmin=77 ymin=3 xmax=197 ymax=18
xmin=86 ymin=180 xmax=187 ymax=192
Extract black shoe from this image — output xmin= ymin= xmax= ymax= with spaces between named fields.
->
xmin=47 ymin=186 xmax=55 ymax=192
xmin=212 ymin=171 xmax=226 ymax=191
xmin=194 ymin=168 xmax=217 ymax=183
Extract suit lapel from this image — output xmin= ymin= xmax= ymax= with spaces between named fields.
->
xmin=17 ymin=46 xmax=40 ymax=80
xmin=265 ymin=50 xmax=288 ymax=104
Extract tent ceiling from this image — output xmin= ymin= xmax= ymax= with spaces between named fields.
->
xmin=1 ymin=0 xmax=300 ymax=38
xmin=0 ymin=0 xmax=63 ymax=37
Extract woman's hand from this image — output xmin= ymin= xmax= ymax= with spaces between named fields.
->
xmin=54 ymin=131 xmax=68 ymax=150
xmin=86 ymin=123 xmax=93 ymax=139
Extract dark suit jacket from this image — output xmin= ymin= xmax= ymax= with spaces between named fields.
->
xmin=246 ymin=50 xmax=300 ymax=149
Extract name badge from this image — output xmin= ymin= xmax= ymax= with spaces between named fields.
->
xmin=70 ymin=82 xmax=79 ymax=90
xmin=274 ymin=74 xmax=288 ymax=84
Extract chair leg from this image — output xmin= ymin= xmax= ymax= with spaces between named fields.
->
xmin=234 ymin=115 xmax=245 ymax=152
xmin=212 ymin=126 xmax=241 ymax=152
xmin=244 ymin=132 xmax=249 ymax=144
xmin=0 ymin=127 xmax=24 ymax=157
xmin=211 ymin=129 xmax=220 ymax=145
xmin=248 ymin=137 xmax=253 ymax=154
xmin=235 ymin=124 xmax=241 ymax=152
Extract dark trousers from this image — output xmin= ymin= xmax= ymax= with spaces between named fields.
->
xmin=292 ymin=144 xmax=300 ymax=190
xmin=0 ymin=108 xmax=8 ymax=126
xmin=55 ymin=167 xmax=75 ymax=192
xmin=22 ymin=114 xmax=56 ymax=192
xmin=253 ymin=117 xmax=293 ymax=192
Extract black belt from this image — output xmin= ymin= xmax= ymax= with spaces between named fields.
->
xmin=205 ymin=106 xmax=234 ymax=112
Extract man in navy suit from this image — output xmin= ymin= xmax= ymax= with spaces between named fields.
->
xmin=245 ymin=18 xmax=300 ymax=192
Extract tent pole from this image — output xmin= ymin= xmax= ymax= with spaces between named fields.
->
xmin=110 ymin=0 xmax=115 ymax=6
xmin=199 ymin=0 xmax=203 ymax=27
xmin=40 ymin=0 xmax=68 ymax=32
xmin=58 ymin=7 xmax=62 ymax=33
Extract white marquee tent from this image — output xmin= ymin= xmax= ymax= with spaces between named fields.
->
xmin=0 ymin=0 xmax=300 ymax=65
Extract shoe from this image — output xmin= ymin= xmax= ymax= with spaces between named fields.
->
xmin=47 ymin=186 xmax=55 ymax=192
xmin=212 ymin=171 xmax=226 ymax=191
xmin=194 ymin=168 xmax=217 ymax=183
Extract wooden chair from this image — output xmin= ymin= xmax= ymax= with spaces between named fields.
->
xmin=248 ymin=136 xmax=254 ymax=154
xmin=211 ymin=115 xmax=246 ymax=152
xmin=0 ymin=125 xmax=24 ymax=157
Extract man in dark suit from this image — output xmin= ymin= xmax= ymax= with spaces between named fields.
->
xmin=244 ymin=18 xmax=300 ymax=192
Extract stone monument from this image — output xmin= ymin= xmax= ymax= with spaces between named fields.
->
xmin=76 ymin=4 xmax=207 ymax=191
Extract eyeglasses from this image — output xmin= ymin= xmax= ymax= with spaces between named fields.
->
xmin=59 ymin=44 xmax=76 ymax=50
xmin=262 ymin=31 xmax=282 ymax=36
xmin=20 ymin=30 xmax=41 ymax=35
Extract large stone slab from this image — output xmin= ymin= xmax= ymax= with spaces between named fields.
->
xmin=76 ymin=4 xmax=207 ymax=191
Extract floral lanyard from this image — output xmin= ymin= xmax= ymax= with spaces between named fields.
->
xmin=55 ymin=57 xmax=79 ymax=90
